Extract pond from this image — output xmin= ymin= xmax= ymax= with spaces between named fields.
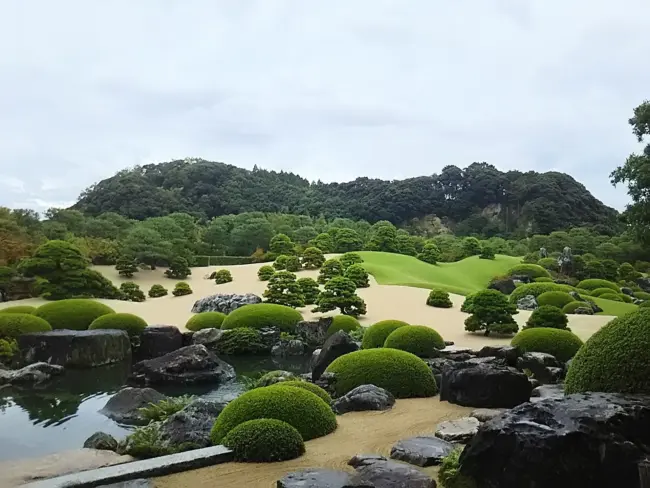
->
xmin=0 ymin=355 xmax=311 ymax=462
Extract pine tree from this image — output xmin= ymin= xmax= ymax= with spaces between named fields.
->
xmin=263 ymin=271 xmax=305 ymax=308
xmin=313 ymin=276 xmax=366 ymax=317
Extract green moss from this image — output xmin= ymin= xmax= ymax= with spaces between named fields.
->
xmin=210 ymin=385 xmax=337 ymax=444
xmin=536 ymin=291 xmax=575 ymax=309
xmin=185 ymin=312 xmax=227 ymax=331
xmin=427 ymin=289 xmax=453 ymax=308
xmin=222 ymin=419 xmax=305 ymax=462
xmin=0 ymin=313 xmax=52 ymax=338
xmin=89 ymin=313 xmax=148 ymax=336
xmin=534 ymin=277 xmax=553 ymax=283
xmin=576 ymin=279 xmax=619 ymax=292
xmin=511 ymin=328 xmax=583 ymax=362
xmin=438 ymin=446 xmax=476 ymax=488
xmin=598 ymin=292 xmax=623 ymax=302
xmin=383 ymin=325 xmax=445 ymax=357
xmin=509 ymin=283 xmax=574 ymax=304
xmin=564 ymin=309 xmax=650 ymax=394
xmin=325 ymin=348 xmax=438 ymax=398
xmin=506 ymin=264 xmax=551 ymax=279
xmin=327 ymin=315 xmax=361 ymax=337
xmin=562 ymin=301 xmax=590 ymax=314
xmin=0 ymin=305 xmax=37 ymax=314
xmin=361 ymin=319 xmax=409 ymax=349
xmin=217 ymin=328 xmax=266 ymax=355
xmin=590 ymin=287 xmax=620 ymax=297
xmin=618 ymin=293 xmax=633 ymax=303
xmin=525 ymin=305 xmax=568 ymax=329
xmin=268 ymin=380 xmax=332 ymax=404
xmin=221 ymin=303 xmax=302 ymax=332
xmin=34 ymin=299 xmax=115 ymax=331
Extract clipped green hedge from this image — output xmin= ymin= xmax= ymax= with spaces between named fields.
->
xmin=0 ymin=305 xmax=37 ymax=314
xmin=589 ymin=287 xmax=620 ymax=297
xmin=536 ymin=291 xmax=575 ymax=309
xmin=426 ymin=289 xmax=453 ymax=308
xmin=565 ymin=309 xmax=650 ymax=394
xmin=89 ymin=313 xmax=148 ymax=337
xmin=218 ymin=328 xmax=266 ymax=355
xmin=327 ymin=315 xmax=361 ymax=337
xmin=361 ymin=319 xmax=409 ymax=349
xmin=383 ymin=325 xmax=445 ymax=357
xmin=210 ymin=385 xmax=337 ymax=444
xmin=195 ymin=256 xmax=253 ymax=266
xmin=222 ymin=419 xmax=305 ymax=463
xmin=525 ymin=305 xmax=568 ymax=329
xmin=509 ymin=283 xmax=573 ymax=304
xmin=562 ymin=301 xmax=589 ymax=314
xmin=507 ymin=264 xmax=551 ymax=279
xmin=633 ymin=291 xmax=650 ymax=300
xmin=268 ymin=380 xmax=332 ymax=404
xmin=619 ymin=294 xmax=633 ymax=303
xmin=325 ymin=348 xmax=438 ymax=398
xmin=185 ymin=312 xmax=227 ymax=331
xmin=34 ymin=299 xmax=115 ymax=331
xmin=599 ymin=293 xmax=623 ymax=302
xmin=0 ymin=313 xmax=52 ymax=338
xmin=576 ymin=279 xmax=619 ymax=292
xmin=511 ymin=328 xmax=583 ymax=362
xmin=221 ymin=303 xmax=303 ymax=332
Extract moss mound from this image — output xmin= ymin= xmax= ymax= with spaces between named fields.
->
xmin=590 ymin=287 xmax=620 ymax=297
xmin=562 ymin=301 xmax=589 ymax=314
xmin=509 ymin=283 xmax=573 ymax=304
xmin=325 ymin=348 xmax=438 ymax=398
xmin=633 ymin=291 xmax=650 ymax=300
xmin=564 ymin=309 xmax=650 ymax=394
xmin=268 ymin=380 xmax=332 ymax=404
xmin=511 ymin=328 xmax=583 ymax=362
xmin=185 ymin=312 xmax=227 ymax=331
xmin=536 ymin=291 xmax=575 ymax=309
xmin=218 ymin=328 xmax=266 ymax=355
xmin=210 ymin=385 xmax=337 ymax=444
xmin=327 ymin=315 xmax=361 ymax=337
xmin=507 ymin=264 xmax=551 ymax=279
xmin=89 ymin=313 xmax=148 ymax=336
xmin=383 ymin=325 xmax=445 ymax=357
xmin=576 ymin=279 xmax=619 ymax=292
xmin=525 ymin=305 xmax=568 ymax=329
xmin=0 ymin=305 xmax=37 ymax=314
xmin=599 ymin=292 xmax=623 ymax=302
xmin=221 ymin=303 xmax=302 ymax=332
xmin=222 ymin=419 xmax=305 ymax=463
xmin=426 ymin=289 xmax=453 ymax=308
xmin=34 ymin=299 xmax=115 ymax=331
xmin=361 ymin=319 xmax=409 ymax=349
xmin=0 ymin=313 xmax=52 ymax=338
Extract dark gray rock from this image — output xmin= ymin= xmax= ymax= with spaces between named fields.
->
xmin=83 ymin=431 xmax=118 ymax=451
xmin=310 ymin=348 xmax=321 ymax=370
xmin=351 ymin=457 xmax=436 ymax=488
xmin=277 ymin=469 xmax=372 ymax=488
xmin=158 ymin=399 xmax=226 ymax=450
xmin=191 ymin=293 xmax=261 ymax=314
xmin=138 ymin=326 xmax=183 ymax=359
xmin=271 ymin=339 xmax=308 ymax=357
xmin=517 ymin=352 xmax=563 ymax=385
xmin=529 ymin=378 xmax=541 ymax=389
xmin=258 ymin=327 xmax=281 ymax=351
xmin=589 ymin=301 xmax=603 ymax=313
xmin=440 ymin=362 xmax=532 ymax=408
xmin=18 ymin=329 xmax=131 ymax=368
xmin=311 ymin=330 xmax=358 ymax=381
xmin=470 ymin=408 xmax=506 ymax=422
xmin=348 ymin=454 xmax=388 ymax=467
xmin=100 ymin=387 xmax=166 ymax=425
xmin=488 ymin=278 xmax=516 ymax=295
xmin=531 ymin=383 xmax=564 ymax=402
xmin=435 ymin=417 xmax=480 ymax=443
xmin=424 ymin=357 xmax=455 ymax=375
xmin=569 ymin=291 xmax=587 ymax=302
xmin=98 ymin=480 xmax=154 ymax=488
xmin=191 ymin=328 xmax=224 ymax=348
xmin=516 ymin=295 xmax=538 ymax=311
xmin=332 ymin=384 xmax=395 ymax=414
xmin=0 ymin=362 xmax=63 ymax=385
xmin=459 ymin=393 xmax=650 ymax=488
xmin=295 ymin=317 xmax=333 ymax=348
xmin=574 ymin=306 xmax=594 ymax=315
xmin=477 ymin=345 xmax=521 ymax=367
xmin=390 ymin=435 xmax=454 ymax=466
xmin=181 ymin=331 xmax=194 ymax=347
xmin=312 ymin=371 xmax=337 ymax=396
xmin=510 ymin=274 xmax=531 ymax=284
xmin=130 ymin=345 xmax=235 ymax=386
xmin=636 ymin=277 xmax=650 ymax=292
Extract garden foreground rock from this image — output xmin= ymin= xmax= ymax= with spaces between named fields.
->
xmin=191 ymin=293 xmax=261 ymax=314
xmin=277 ymin=469 xmax=373 ymax=488
xmin=435 ymin=417 xmax=480 ymax=443
xmin=83 ymin=432 xmax=119 ymax=451
xmin=100 ymin=387 xmax=166 ymax=425
xmin=517 ymin=352 xmax=563 ymax=385
xmin=311 ymin=330 xmax=359 ymax=381
xmin=349 ymin=454 xmax=436 ymax=488
xmin=470 ymin=408 xmax=506 ymax=422
xmin=0 ymin=362 xmax=63 ymax=385
xmin=390 ymin=435 xmax=454 ymax=466
xmin=158 ymin=399 xmax=226 ymax=451
xmin=332 ymin=384 xmax=395 ymax=414
xmin=295 ymin=317 xmax=332 ymax=348
xmin=138 ymin=326 xmax=183 ymax=359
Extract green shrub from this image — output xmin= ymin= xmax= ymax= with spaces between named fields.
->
xmin=537 ymin=257 xmax=559 ymax=272
xmin=297 ymin=277 xmax=320 ymax=305
xmin=120 ymin=282 xmax=146 ymax=302
xmin=426 ymin=289 xmax=453 ymax=308
xmin=121 ymin=423 xmax=169 ymax=459
xmin=185 ymin=312 xmax=226 ymax=331
xmin=138 ymin=395 xmax=195 ymax=422
xmin=273 ymin=255 xmax=289 ymax=270
xmin=284 ymin=255 xmax=301 ymax=272
xmin=0 ymin=338 xmax=18 ymax=364
xmin=214 ymin=270 xmax=233 ymax=284
xmin=344 ymin=264 xmax=370 ymax=288
xmin=576 ymin=279 xmax=619 ymax=292
xmin=534 ymin=277 xmax=554 ymax=283
xmin=172 ymin=282 xmax=192 ymax=296
xmin=326 ymin=348 xmax=438 ymax=398
xmin=478 ymin=246 xmax=495 ymax=260
xmin=339 ymin=252 xmax=364 ymax=269
xmin=349 ymin=327 xmax=365 ymax=342
xmin=536 ymin=291 xmax=574 ymax=309
xmin=263 ymin=271 xmax=304 ymax=308
xmin=511 ymin=328 xmax=583 ymax=362
xmin=218 ymin=328 xmax=267 ymax=355
xmin=619 ymin=293 xmax=633 ymax=303
xmin=164 ymin=257 xmax=191 ymax=279
xmin=562 ymin=301 xmax=589 ymax=314
xmin=89 ymin=313 xmax=148 ymax=337
xmin=148 ymin=284 xmax=168 ymax=298
xmin=195 ymin=256 xmax=253 ymax=266
xmin=327 ymin=315 xmax=361 ymax=337
xmin=525 ymin=305 xmax=568 ymax=330
xmin=361 ymin=320 xmax=409 ymax=349
xmin=417 ymin=242 xmax=440 ymax=265
xmin=565 ymin=309 xmax=650 ymax=394
xmin=301 ymin=247 xmax=325 ymax=269
xmin=589 ymin=287 xmax=619 ymax=297
xmin=639 ymin=301 xmax=650 ymax=308
xmin=0 ymin=305 xmax=37 ymax=314
xmin=465 ymin=289 xmax=518 ymax=336
xmin=221 ymin=303 xmax=302 ymax=332
xmin=317 ymin=259 xmax=343 ymax=284
xmin=506 ymin=264 xmax=551 ymax=279
xmin=438 ymin=446 xmax=477 ymax=488
xmin=312 ymin=276 xmax=367 ymax=317
xmin=384 ymin=325 xmax=445 ymax=357
xmin=268 ymin=380 xmax=332 ymax=404
xmin=0 ymin=313 xmax=52 ymax=338
xmin=222 ymin=419 xmax=305 ymax=463
xmin=34 ymin=299 xmax=115 ymax=331
xmin=508 ymin=283 xmax=574 ymax=304
xmin=210 ymin=385 xmax=337 ymax=444
xmin=599 ymin=292 xmax=623 ymax=302
xmin=634 ymin=291 xmax=650 ymax=300
xmin=257 ymin=265 xmax=275 ymax=281
xmin=460 ymin=293 xmax=477 ymax=313
xmin=115 ymin=256 xmax=138 ymax=278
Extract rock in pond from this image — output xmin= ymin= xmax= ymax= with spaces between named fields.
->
xmin=390 ymin=435 xmax=454 ymax=466
xmin=158 ymin=399 xmax=226 ymax=450
xmin=531 ymin=383 xmax=564 ymax=402
xmin=311 ymin=330 xmax=358 ymax=381
xmin=191 ymin=293 xmax=261 ymax=314
xmin=271 ymin=339 xmax=308 ymax=357
xmin=129 ymin=345 xmax=235 ymax=386
xmin=295 ymin=317 xmax=333 ymax=348
xmin=18 ymin=329 xmax=131 ymax=368
xmin=0 ymin=362 xmax=63 ymax=385
xmin=100 ymin=387 xmax=166 ymax=425
xmin=333 ymin=384 xmax=395 ymax=414
xmin=278 ymin=469 xmax=372 ymax=488
xmin=470 ymin=408 xmax=506 ymax=422
xmin=459 ymin=393 xmax=650 ymax=488
xmin=435 ymin=417 xmax=480 ymax=443
xmin=349 ymin=455 xmax=436 ymax=488
xmin=517 ymin=352 xmax=563 ymax=385
xmin=138 ymin=326 xmax=183 ymax=359
xmin=191 ymin=328 xmax=224 ymax=348
xmin=83 ymin=432 xmax=118 ymax=451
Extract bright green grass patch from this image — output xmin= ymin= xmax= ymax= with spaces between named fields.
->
xmin=358 ymin=252 xmax=522 ymax=296
xmin=590 ymin=296 xmax=638 ymax=317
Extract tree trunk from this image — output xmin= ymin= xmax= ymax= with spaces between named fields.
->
xmin=640 ymin=458 xmax=650 ymax=488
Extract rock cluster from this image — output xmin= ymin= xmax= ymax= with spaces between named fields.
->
xmin=332 ymin=384 xmax=395 ymax=414
xmin=0 ymin=362 xmax=64 ymax=385
xmin=190 ymin=293 xmax=261 ymax=314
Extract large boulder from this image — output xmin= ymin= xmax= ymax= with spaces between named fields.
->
xmin=459 ymin=393 xmax=650 ymax=488
xmin=531 ymin=383 xmax=564 ymax=402
xmin=295 ymin=317 xmax=333 ymax=348
xmin=332 ymin=385 xmax=395 ymax=414
xmin=516 ymin=352 xmax=563 ymax=385
xmin=349 ymin=455 xmax=436 ymax=487
xmin=138 ymin=326 xmax=183 ymax=360
xmin=435 ymin=417 xmax=480 ymax=443
xmin=488 ymin=278 xmax=516 ymax=295
xmin=277 ymin=469 xmax=372 ymax=488
xmin=100 ymin=387 xmax=166 ymax=425
xmin=83 ymin=432 xmax=118 ymax=451
xmin=311 ymin=330 xmax=358 ymax=381
xmin=129 ymin=345 xmax=235 ymax=386
xmin=440 ymin=362 xmax=532 ymax=408
xmin=0 ymin=362 xmax=63 ymax=385
xmin=191 ymin=293 xmax=261 ymax=314
xmin=18 ymin=330 xmax=131 ymax=368
xmin=477 ymin=345 xmax=520 ymax=367
xmin=516 ymin=295 xmax=538 ymax=311
xmin=271 ymin=339 xmax=308 ymax=357
xmin=390 ymin=435 xmax=454 ymax=466
xmin=191 ymin=328 xmax=223 ymax=348
xmin=158 ymin=399 xmax=225 ymax=450
xmin=636 ymin=277 xmax=650 ymax=293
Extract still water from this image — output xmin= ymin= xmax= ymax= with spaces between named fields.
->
xmin=0 ymin=356 xmax=311 ymax=462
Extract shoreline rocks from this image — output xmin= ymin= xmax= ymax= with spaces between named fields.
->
xmin=191 ymin=293 xmax=261 ymax=314
xmin=0 ymin=362 xmax=64 ymax=386
xmin=100 ymin=387 xmax=166 ymax=425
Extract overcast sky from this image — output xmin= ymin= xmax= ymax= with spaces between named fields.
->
xmin=1 ymin=0 xmax=649 ymax=213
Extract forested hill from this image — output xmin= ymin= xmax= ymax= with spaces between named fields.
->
xmin=73 ymin=159 xmax=619 ymax=236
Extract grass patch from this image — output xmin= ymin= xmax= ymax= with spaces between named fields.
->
xmin=590 ymin=296 xmax=638 ymax=317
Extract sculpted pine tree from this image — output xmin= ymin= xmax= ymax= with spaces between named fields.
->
xmin=464 ymin=289 xmax=518 ymax=336
xmin=417 ymin=242 xmax=440 ymax=265
xmin=318 ymin=259 xmax=343 ymax=284
xmin=309 ymin=233 xmax=334 ymax=253
xmin=164 ymin=257 xmax=191 ymax=279
xmin=313 ymin=276 xmax=367 ymax=317
xmin=263 ymin=271 xmax=305 ymax=308
xmin=339 ymin=252 xmax=363 ymax=270
xmin=297 ymin=277 xmax=320 ymax=305
xmin=344 ymin=264 xmax=370 ymax=288
xmin=301 ymin=247 xmax=325 ymax=269
xmin=269 ymin=234 xmax=295 ymax=256
xmin=116 ymin=256 xmax=139 ymax=278
xmin=284 ymin=255 xmax=302 ymax=272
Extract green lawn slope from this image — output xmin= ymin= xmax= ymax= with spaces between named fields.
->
xmin=588 ymin=296 xmax=638 ymax=317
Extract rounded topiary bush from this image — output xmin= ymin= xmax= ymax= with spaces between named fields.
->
xmin=426 ymin=289 xmax=453 ymax=308
xmin=562 ymin=301 xmax=588 ymax=314
xmin=536 ymin=291 xmax=575 ymax=309
xmin=257 ymin=265 xmax=275 ymax=281
xmin=172 ymin=282 xmax=192 ymax=296
xmin=565 ymin=309 xmax=650 ymax=394
xmin=383 ymin=325 xmax=445 ymax=357
xmin=214 ymin=270 xmax=233 ymax=284
xmin=525 ymin=305 xmax=568 ymax=329
xmin=576 ymin=279 xmax=619 ymax=292
xmin=511 ymin=328 xmax=583 ymax=362
xmin=633 ymin=291 xmax=650 ymax=300
xmin=218 ymin=327 xmax=265 ymax=355
xmin=327 ymin=315 xmax=361 ymax=337
xmin=210 ymin=385 xmax=337 ymax=444
xmin=508 ymin=283 xmax=573 ymax=304
xmin=221 ymin=303 xmax=302 ymax=332
xmin=268 ymin=380 xmax=332 ymax=404
xmin=0 ymin=305 xmax=37 ymax=314
xmin=148 ymin=284 xmax=168 ymax=298
xmin=589 ymin=287 xmax=619 ymax=297
xmin=0 ymin=313 xmax=52 ymax=338
xmin=325 ymin=348 xmax=438 ymax=398
xmin=34 ymin=299 xmax=115 ymax=331
xmin=598 ymin=292 xmax=623 ymax=302
xmin=640 ymin=301 xmax=650 ymax=308
xmin=361 ymin=319 xmax=409 ymax=349
xmin=89 ymin=313 xmax=148 ymax=337
xmin=185 ymin=312 xmax=227 ymax=331
xmin=534 ymin=277 xmax=554 ymax=283
xmin=222 ymin=419 xmax=305 ymax=463
xmin=507 ymin=264 xmax=551 ymax=280
xmin=619 ymin=293 xmax=633 ymax=303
